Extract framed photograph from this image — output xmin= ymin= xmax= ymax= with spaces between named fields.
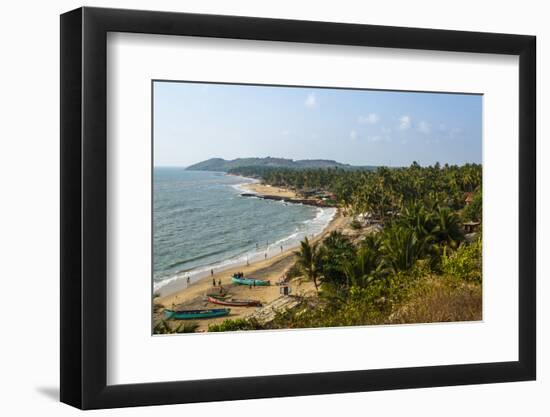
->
xmin=60 ymin=7 xmax=536 ymax=409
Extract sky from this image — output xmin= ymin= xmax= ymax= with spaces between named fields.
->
xmin=153 ymin=81 xmax=482 ymax=167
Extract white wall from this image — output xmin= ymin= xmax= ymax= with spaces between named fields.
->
xmin=0 ymin=0 xmax=546 ymax=415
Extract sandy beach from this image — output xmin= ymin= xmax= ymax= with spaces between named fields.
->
xmin=156 ymin=208 xmax=349 ymax=331
xmin=240 ymin=182 xmax=297 ymax=199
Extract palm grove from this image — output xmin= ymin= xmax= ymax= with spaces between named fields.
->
xmin=209 ymin=162 xmax=483 ymax=331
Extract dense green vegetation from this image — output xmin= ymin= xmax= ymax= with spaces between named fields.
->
xmin=208 ymin=318 xmax=263 ymax=332
xmin=209 ymin=162 xmax=482 ymax=331
xmin=153 ymin=319 xmax=199 ymax=334
xmin=230 ymin=162 xmax=481 ymax=218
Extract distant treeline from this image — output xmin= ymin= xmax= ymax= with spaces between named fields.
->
xmin=229 ymin=162 xmax=482 ymax=222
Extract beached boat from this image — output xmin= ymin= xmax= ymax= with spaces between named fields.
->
xmin=207 ymin=296 xmax=262 ymax=307
xmin=231 ymin=275 xmax=270 ymax=286
xmin=164 ymin=308 xmax=230 ymax=320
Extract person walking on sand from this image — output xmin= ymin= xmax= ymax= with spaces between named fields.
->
xmin=264 ymin=252 xmax=267 ymax=260
xmin=280 ymin=245 xmax=283 ymax=253
xmin=212 ymin=277 xmax=216 ymax=287
xmin=187 ymin=276 xmax=190 ymax=286
xmin=218 ymin=279 xmax=221 ymax=287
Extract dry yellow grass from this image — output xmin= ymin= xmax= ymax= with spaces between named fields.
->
xmin=388 ymin=277 xmax=482 ymax=324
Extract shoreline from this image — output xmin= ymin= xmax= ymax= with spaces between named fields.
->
xmin=239 ymin=182 xmax=335 ymax=208
xmin=156 ymin=208 xmax=348 ymax=331
xmin=239 ymin=182 xmax=298 ymax=199
xmin=154 ymin=177 xmax=336 ymax=298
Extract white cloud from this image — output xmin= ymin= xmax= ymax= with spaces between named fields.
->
xmin=398 ymin=115 xmax=411 ymax=130
xmin=304 ymin=93 xmax=318 ymax=109
xmin=367 ymin=135 xmax=383 ymax=142
xmin=417 ymin=121 xmax=431 ymax=134
xmin=358 ymin=113 xmax=380 ymax=124
xmin=350 ymin=130 xmax=358 ymax=140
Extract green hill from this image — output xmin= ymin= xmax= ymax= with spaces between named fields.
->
xmin=186 ymin=157 xmax=353 ymax=172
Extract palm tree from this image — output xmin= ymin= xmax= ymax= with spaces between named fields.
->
xmin=381 ymin=224 xmax=429 ymax=272
xmin=295 ymin=237 xmax=323 ymax=293
xmin=343 ymin=243 xmax=385 ymax=288
xmin=320 ymin=231 xmax=357 ymax=287
xmin=399 ymin=201 xmax=436 ymax=241
xmin=433 ymin=207 xmax=464 ymax=249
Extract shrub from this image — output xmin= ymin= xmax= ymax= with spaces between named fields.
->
xmin=208 ymin=318 xmax=262 ymax=332
xmin=442 ymin=239 xmax=482 ymax=283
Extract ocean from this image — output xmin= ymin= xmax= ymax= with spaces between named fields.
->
xmin=153 ymin=168 xmax=336 ymax=295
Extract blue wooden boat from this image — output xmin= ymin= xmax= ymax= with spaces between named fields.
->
xmin=231 ymin=275 xmax=270 ymax=286
xmin=164 ymin=308 xmax=230 ymax=320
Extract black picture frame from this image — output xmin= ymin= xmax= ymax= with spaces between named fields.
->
xmin=60 ymin=6 xmax=536 ymax=410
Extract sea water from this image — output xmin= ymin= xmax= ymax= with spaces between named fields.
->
xmin=153 ymin=168 xmax=336 ymax=295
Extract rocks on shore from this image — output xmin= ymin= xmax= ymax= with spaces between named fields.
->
xmin=240 ymin=192 xmax=335 ymax=208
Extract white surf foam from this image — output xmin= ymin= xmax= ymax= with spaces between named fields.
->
xmin=154 ymin=205 xmax=337 ymax=297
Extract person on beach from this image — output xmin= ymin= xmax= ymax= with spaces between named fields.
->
xmin=265 ymin=253 xmax=267 ymax=260
xmin=253 ymin=280 xmax=256 ymax=288
xmin=186 ymin=276 xmax=190 ymax=285
xmin=211 ymin=269 xmax=214 ymax=277
xmin=280 ymin=245 xmax=283 ymax=253
xmin=212 ymin=277 xmax=216 ymax=287
xmin=218 ymin=279 xmax=221 ymax=287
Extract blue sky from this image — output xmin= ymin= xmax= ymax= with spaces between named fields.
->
xmin=153 ymin=81 xmax=482 ymax=167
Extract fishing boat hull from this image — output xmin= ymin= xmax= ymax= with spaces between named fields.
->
xmin=231 ymin=276 xmax=270 ymax=286
xmin=164 ymin=308 xmax=230 ymax=320
xmin=207 ymin=296 xmax=262 ymax=307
